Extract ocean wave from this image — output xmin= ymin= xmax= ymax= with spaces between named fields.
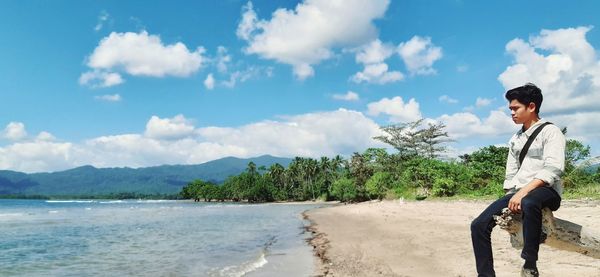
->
xmin=99 ymin=200 xmax=125 ymax=204
xmin=0 ymin=213 xmax=25 ymax=217
xmin=46 ymin=200 xmax=95 ymax=203
xmin=203 ymin=204 xmax=248 ymax=209
xmin=135 ymin=200 xmax=175 ymax=203
xmin=216 ymin=251 xmax=268 ymax=277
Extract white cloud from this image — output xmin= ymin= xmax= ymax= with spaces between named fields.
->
xmin=367 ymin=96 xmax=422 ymax=123
xmin=0 ymin=141 xmax=76 ymax=173
xmin=355 ymin=39 xmax=394 ymax=64
xmin=398 ymin=36 xmax=443 ymax=75
xmin=198 ymin=109 xmax=384 ymax=158
xmin=216 ymin=46 xmax=231 ymax=73
xmin=84 ymin=31 xmax=205 ymax=83
xmin=457 ymin=65 xmax=469 ymax=73
xmin=94 ymin=11 xmax=110 ymax=31
xmin=79 ymin=70 xmax=124 ymax=88
xmin=352 ymin=63 xmax=404 ymax=84
xmin=236 ymin=1 xmax=258 ymax=41
xmin=333 ymin=91 xmax=360 ymax=101
xmin=0 ymin=111 xmax=387 ymax=173
xmin=36 ymin=131 xmax=56 ymax=141
xmin=237 ymin=0 xmax=390 ymax=79
xmin=204 ymin=74 xmax=215 ymax=90
xmin=81 ymin=134 xmax=251 ymax=168
xmin=351 ymin=40 xmax=403 ymax=84
xmin=475 ymin=97 xmax=493 ymax=108
xmin=292 ymin=63 xmax=315 ymax=80
xmin=202 ymin=65 xmax=272 ymax=90
xmin=94 ymin=94 xmax=122 ymax=102
xmin=435 ymin=109 xmax=514 ymax=139
xmin=498 ymin=26 xmax=600 ymax=115
xmin=545 ymin=112 xmax=600 ymax=144
xmin=222 ymin=66 xmax=270 ymax=88
xmin=144 ymin=114 xmax=195 ymax=140
xmin=84 ymin=109 xmax=385 ymax=168
xmin=439 ymin=95 xmax=458 ymax=104
xmin=3 ymin=122 xmax=27 ymax=141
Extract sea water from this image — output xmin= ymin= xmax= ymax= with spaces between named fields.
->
xmin=0 ymin=199 xmax=324 ymax=277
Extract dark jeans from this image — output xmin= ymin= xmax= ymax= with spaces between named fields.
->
xmin=470 ymin=186 xmax=561 ymax=277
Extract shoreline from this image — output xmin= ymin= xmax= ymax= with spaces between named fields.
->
xmin=302 ymin=202 xmax=341 ymax=277
xmin=303 ymin=211 xmax=333 ymax=277
xmin=304 ymin=199 xmax=600 ymax=277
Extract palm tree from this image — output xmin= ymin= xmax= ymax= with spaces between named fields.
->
xmin=332 ymin=155 xmax=345 ymax=178
xmin=268 ymin=163 xmax=286 ymax=199
xmin=319 ymin=156 xmax=335 ymax=199
xmin=305 ymin=158 xmax=319 ymax=200
xmin=287 ymin=157 xmax=304 ymax=200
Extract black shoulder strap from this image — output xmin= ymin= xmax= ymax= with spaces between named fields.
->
xmin=519 ymin=122 xmax=552 ymax=168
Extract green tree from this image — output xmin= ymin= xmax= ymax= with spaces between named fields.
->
xmin=349 ymin=152 xmax=373 ymax=200
xmin=374 ymin=119 xmax=424 ymax=158
xmin=286 ymin=157 xmax=304 ymax=200
xmin=248 ymin=174 xmax=275 ymax=202
xmin=303 ymin=158 xmax=319 ymax=200
xmin=181 ymin=179 xmax=220 ymax=201
xmin=419 ymin=122 xmax=451 ymax=158
xmin=317 ymin=156 xmax=334 ymax=200
xmin=374 ymin=119 xmax=451 ymax=159
xmin=197 ymin=182 xmax=220 ymax=202
xmin=565 ymin=139 xmax=591 ymax=174
xmin=460 ymin=145 xmax=508 ymax=191
xmin=365 ymin=172 xmax=393 ymax=200
xmin=331 ymin=177 xmax=357 ymax=202
xmin=267 ymin=163 xmax=287 ymax=201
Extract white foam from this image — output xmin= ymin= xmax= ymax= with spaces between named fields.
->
xmin=204 ymin=204 xmax=246 ymax=209
xmin=0 ymin=212 xmax=25 ymax=217
xmin=99 ymin=200 xmax=124 ymax=204
xmin=135 ymin=200 xmax=173 ymax=203
xmin=46 ymin=200 xmax=95 ymax=203
xmin=218 ymin=252 xmax=268 ymax=277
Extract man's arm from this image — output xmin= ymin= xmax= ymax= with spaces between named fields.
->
xmin=534 ymin=127 xmax=566 ymax=186
xmin=503 ymin=138 xmax=519 ymax=193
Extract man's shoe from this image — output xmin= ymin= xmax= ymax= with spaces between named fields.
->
xmin=521 ymin=267 xmax=539 ymax=277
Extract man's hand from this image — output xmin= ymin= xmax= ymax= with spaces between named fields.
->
xmin=508 ymin=190 xmax=527 ymax=213
xmin=508 ymin=178 xmax=547 ymax=213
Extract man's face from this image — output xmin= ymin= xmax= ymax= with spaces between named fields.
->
xmin=508 ymin=99 xmax=536 ymax=124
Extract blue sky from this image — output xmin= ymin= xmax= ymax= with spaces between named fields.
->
xmin=2 ymin=0 xmax=600 ymax=172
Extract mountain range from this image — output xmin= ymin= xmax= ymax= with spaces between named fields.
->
xmin=0 ymin=155 xmax=292 ymax=197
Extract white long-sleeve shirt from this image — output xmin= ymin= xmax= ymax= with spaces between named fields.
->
xmin=503 ymin=119 xmax=566 ymax=196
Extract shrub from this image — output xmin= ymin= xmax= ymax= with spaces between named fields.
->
xmin=365 ymin=172 xmax=393 ymax=200
xmin=432 ymin=177 xmax=457 ymax=196
xmin=331 ymin=177 xmax=357 ymax=202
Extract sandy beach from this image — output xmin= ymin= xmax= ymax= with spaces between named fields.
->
xmin=305 ymin=199 xmax=600 ymax=277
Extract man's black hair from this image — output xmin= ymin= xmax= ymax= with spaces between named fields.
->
xmin=505 ymin=83 xmax=543 ymax=114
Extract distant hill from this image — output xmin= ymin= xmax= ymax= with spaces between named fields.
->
xmin=0 ymin=155 xmax=292 ymax=197
xmin=585 ymin=163 xmax=600 ymax=174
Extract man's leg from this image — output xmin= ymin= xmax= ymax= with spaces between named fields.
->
xmin=471 ymin=193 xmax=513 ymax=277
xmin=520 ymin=186 xmax=561 ymax=263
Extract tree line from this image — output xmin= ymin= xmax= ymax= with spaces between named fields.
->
xmin=181 ymin=121 xmax=600 ymax=202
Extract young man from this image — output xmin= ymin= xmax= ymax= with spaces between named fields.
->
xmin=471 ymin=83 xmax=565 ymax=277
